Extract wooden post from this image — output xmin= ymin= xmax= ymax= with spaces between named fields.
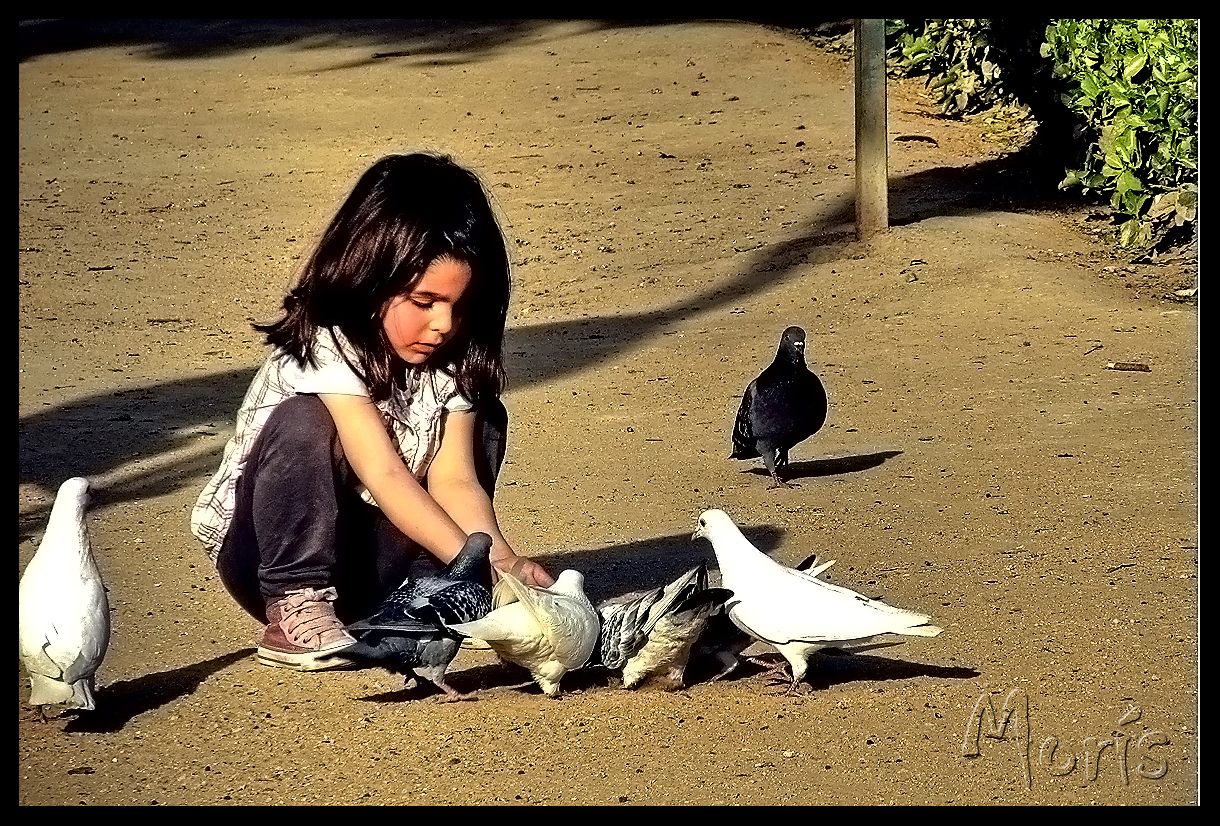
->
xmin=854 ymin=18 xmax=889 ymax=239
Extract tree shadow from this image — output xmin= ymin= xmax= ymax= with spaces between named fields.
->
xmin=19 ymin=367 xmax=257 ymax=540
xmin=889 ymin=142 xmax=1080 ymax=226
xmin=741 ymin=449 xmax=905 ymax=483
xmin=805 ymin=135 xmax=1078 ymax=236
xmin=501 ymin=225 xmax=857 ymax=388
xmin=17 ymin=18 xmax=686 ymax=65
xmin=537 ymin=523 xmax=785 ymax=606
xmin=61 ymin=648 xmax=256 ymax=733
xmin=500 ymin=136 xmax=1079 ymax=391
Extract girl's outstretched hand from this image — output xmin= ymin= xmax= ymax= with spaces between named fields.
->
xmin=492 ymin=554 xmax=555 ymax=589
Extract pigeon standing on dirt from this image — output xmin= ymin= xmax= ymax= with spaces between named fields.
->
xmin=333 ymin=533 xmax=494 ymax=701
xmin=694 ymin=551 xmax=836 ymax=681
xmin=590 ymin=561 xmax=732 ymax=690
xmin=447 ymin=569 xmax=598 ymax=697
xmin=693 ymin=508 xmax=942 ymax=694
xmin=731 ymin=325 xmax=828 ymax=488
xmin=19 ymin=477 xmax=111 ymax=720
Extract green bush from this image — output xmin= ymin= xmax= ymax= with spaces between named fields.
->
xmin=886 ymin=19 xmax=1013 ymax=116
xmin=1044 ymin=19 xmax=1197 ymax=251
xmin=885 ymin=19 xmax=1198 ymax=254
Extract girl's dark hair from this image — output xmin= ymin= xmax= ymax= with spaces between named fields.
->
xmin=256 ymin=153 xmax=510 ymax=404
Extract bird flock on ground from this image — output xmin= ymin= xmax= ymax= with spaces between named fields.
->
xmin=20 ymin=326 xmax=944 ymax=715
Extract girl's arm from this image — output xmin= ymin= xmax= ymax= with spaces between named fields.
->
xmin=319 ymin=392 xmax=468 ymax=566
xmin=427 ymin=408 xmax=555 ymax=588
xmin=318 ymin=393 xmax=553 ymax=587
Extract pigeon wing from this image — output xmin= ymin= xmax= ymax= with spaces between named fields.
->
xmin=640 ymin=564 xmax=704 ymax=635
xmin=730 ymin=380 xmax=760 ymax=458
xmin=524 ymin=589 xmax=596 ymax=670
xmin=447 ymin=601 xmax=538 ymax=647
xmin=734 ymin=571 xmax=940 ymax=645
xmin=596 ymin=586 xmax=663 ymax=670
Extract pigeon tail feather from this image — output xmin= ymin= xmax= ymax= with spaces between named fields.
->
xmin=28 ymin=673 xmax=96 ymax=710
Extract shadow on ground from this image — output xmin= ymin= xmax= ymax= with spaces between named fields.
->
xmin=60 ymin=648 xmax=256 ymax=733
xmin=19 ymin=368 xmax=258 ymax=539
xmin=742 ymin=449 xmax=905 ymax=484
xmin=540 ymin=524 xmax=787 ymax=606
xmin=352 ymin=645 xmax=978 ymax=702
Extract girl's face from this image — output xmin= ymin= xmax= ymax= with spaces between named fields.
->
xmin=382 ymin=255 xmax=472 ymax=365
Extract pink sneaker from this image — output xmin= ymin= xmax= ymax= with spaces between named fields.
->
xmin=257 ymin=587 xmax=357 ymax=671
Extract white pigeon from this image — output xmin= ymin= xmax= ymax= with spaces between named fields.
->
xmin=694 ymin=551 xmax=836 ymax=682
xmin=19 ymin=477 xmax=111 ymax=720
xmin=447 ymin=569 xmax=598 ymax=697
xmin=693 ymin=508 xmax=942 ymax=694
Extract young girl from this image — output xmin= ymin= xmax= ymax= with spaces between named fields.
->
xmin=191 ymin=153 xmax=554 ymax=672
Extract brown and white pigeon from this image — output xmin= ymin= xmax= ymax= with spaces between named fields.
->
xmin=19 ymin=477 xmax=111 ymax=720
xmin=589 ymin=561 xmax=732 ymax=689
xmin=730 ymin=326 xmax=827 ymax=488
xmin=693 ymin=508 xmax=942 ymax=694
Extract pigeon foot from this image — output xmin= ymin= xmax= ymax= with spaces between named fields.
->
xmin=434 ymin=689 xmax=479 ymax=703
xmin=784 ymin=679 xmax=810 ymax=697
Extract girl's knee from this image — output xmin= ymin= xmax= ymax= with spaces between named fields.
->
xmin=264 ymin=395 xmax=338 ymax=445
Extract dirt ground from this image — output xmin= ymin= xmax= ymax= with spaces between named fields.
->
xmin=19 ymin=20 xmax=1199 ymax=806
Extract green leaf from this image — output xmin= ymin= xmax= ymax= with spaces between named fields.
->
xmin=1116 ymin=169 xmax=1144 ymax=194
xmin=1118 ymin=218 xmax=1142 ymax=247
xmin=1059 ymin=170 xmax=1082 ymax=190
xmin=1123 ymin=52 xmax=1148 ymax=81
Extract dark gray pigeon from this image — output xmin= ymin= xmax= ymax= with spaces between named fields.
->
xmin=589 ymin=561 xmax=733 ymax=689
xmin=730 ymin=325 xmax=828 ymax=488
xmin=330 ymin=532 xmax=494 ymax=701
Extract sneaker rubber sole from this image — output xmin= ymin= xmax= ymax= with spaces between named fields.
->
xmin=256 ymin=644 xmax=359 ymax=672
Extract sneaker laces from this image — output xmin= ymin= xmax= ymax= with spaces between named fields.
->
xmin=276 ymin=587 xmax=349 ymax=647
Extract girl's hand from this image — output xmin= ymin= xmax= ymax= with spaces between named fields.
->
xmin=492 ymin=554 xmax=555 ymax=589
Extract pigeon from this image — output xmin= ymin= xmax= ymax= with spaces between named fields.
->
xmin=333 ymin=532 xmax=494 ymax=701
xmin=730 ymin=325 xmax=828 ymax=488
xmin=447 ymin=569 xmax=599 ymax=697
xmin=19 ymin=477 xmax=111 ymax=720
xmin=693 ymin=597 xmax=755 ymax=682
xmin=693 ymin=508 xmax=942 ymax=694
xmin=693 ymin=551 xmax=836 ymax=682
xmin=589 ymin=561 xmax=733 ymax=690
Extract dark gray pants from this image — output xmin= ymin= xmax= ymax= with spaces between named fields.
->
xmin=215 ymin=393 xmax=506 ymax=624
